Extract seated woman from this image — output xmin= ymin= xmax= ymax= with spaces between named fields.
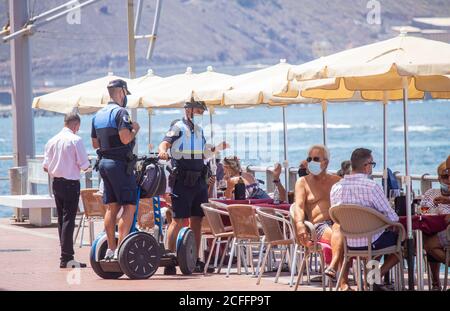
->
xmin=422 ymin=159 xmax=450 ymax=291
xmin=222 ymin=156 xmax=286 ymax=202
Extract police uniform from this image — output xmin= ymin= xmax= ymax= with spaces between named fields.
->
xmin=163 ymin=118 xmax=208 ymax=219
xmin=91 ymin=100 xmax=137 ymax=206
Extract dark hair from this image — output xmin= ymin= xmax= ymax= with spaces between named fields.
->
xmin=337 ymin=160 xmax=352 ymax=177
xmin=350 ymin=148 xmax=372 ymax=171
xmin=64 ymin=112 xmax=81 ymax=126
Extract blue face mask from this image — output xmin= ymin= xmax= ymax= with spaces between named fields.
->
xmin=441 ymin=182 xmax=450 ymax=195
xmin=308 ymin=161 xmax=323 ymax=176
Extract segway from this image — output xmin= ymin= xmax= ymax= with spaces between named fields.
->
xmin=90 ymin=156 xmax=197 ymax=279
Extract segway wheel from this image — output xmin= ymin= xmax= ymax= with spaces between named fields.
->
xmin=118 ymin=232 xmax=161 ymax=279
xmin=90 ymin=238 xmax=124 ymax=279
xmin=176 ymin=228 xmax=197 ymax=275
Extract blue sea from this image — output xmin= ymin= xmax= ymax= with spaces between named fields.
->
xmin=0 ymin=99 xmax=449 ymax=217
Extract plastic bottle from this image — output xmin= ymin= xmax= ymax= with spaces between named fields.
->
xmin=273 ymin=184 xmax=280 ymax=205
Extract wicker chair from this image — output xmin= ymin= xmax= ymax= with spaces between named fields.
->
xmin=74 ymin=189 xmax=105 ymax=247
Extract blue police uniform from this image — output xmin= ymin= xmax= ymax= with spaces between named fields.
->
xmin=91 ymin=101 xmax=137 ymax=205
xmin=163 ymin=118 xmax=208 ymax=219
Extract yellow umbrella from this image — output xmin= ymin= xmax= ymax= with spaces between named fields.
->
xmin=280 ymin=33 xmax=450 ymax=290
xmin=32 ymin=73 xmax=133 ymax=114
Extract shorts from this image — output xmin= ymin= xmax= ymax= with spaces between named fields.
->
xmin=171 ymin=179 xmax=207 ymax=219
xmin=348 ymin=231 xmax=398 ymax=251
xmin=437 ymin=229 xmax=450 ymax=248
xmin=99 ymin=158 xmax=137 ymax=205
xmin=314 ymin=219 xmax=333 ymax=241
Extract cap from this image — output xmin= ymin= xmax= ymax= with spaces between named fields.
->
xmin=184 ymin=98 xmax=207 ymax=111
xmin=107 ymin=79 xmax=131 ymax=95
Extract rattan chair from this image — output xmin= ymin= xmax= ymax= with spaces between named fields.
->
xmin=255 ymin=207 xmax=295 ymax=285
xmin=329 ymin=204 xmax=406 ymax=291
xmin=74 ymin=189 xmax=105 ymax=247
xmin=201 ymin=203 xmax=234 ymax=274
xmin=226 ymin=204 xmax=264 ymax=277
xmin=444 ymin=224 xmax=450 ymax=290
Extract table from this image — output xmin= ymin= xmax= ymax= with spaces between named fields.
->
xmin=399 ymin=214 xmax=448 ymax=290
xmin=0 ymin=194 xmax=56 ymax=226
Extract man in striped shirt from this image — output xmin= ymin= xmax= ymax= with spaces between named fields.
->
xmin=330 ymin=148 xmax=400 ymax=289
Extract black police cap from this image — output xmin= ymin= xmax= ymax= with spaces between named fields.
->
xmin=107 ymin=79 xmax=131 ymax=95
xmin=184 ymin=98 xmax=207 ymax=111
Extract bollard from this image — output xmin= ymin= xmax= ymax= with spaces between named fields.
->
xmin=8 ymin=166 xmax=28 ymax=221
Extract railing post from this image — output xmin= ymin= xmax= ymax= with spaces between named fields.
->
xmin=288 ymin=169 xmax=297 ymax=192
xmin=266 ymin=167 xmax=275 ymax=193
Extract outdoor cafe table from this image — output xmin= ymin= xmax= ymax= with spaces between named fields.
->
xmin=399 ymin=214 xmax=448 ymax=290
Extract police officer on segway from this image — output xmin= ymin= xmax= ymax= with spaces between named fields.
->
xmin=158 ymin=99 xmax=215 ymax=275
xmin=91 ymin=79 xmax=140 ymax=261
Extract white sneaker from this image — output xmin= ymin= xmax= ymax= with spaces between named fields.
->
xmin=113 ymin=249 xmax=119 ymax=260
xmin=104 ymin=249 xmax=114 ymax=261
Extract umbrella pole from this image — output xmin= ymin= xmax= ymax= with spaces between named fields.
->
xmin=209 ymin=108 xmax=217 ymax=198
xmin=148 ymin=108 xmax=152 ymax=153
xmin=282 ymin=106 xmax=289 ymax=200
xmin=321 ymin=100 xmax=328 ymax=146
xmin=402 ymin=77 xmax=415 ymax=290
xmin=383 ymin=94 xmax=388 ymax=195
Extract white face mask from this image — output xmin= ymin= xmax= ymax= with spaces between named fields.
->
xmin=308 ymin=161 xmax=323 ymax=176
xmin=191 ymin=113 xmax=203 ymax=127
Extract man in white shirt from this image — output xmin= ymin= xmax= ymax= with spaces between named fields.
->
xmin=43 ymin=113 xmax=90 ymax=268
xmin=330 ymin=148 xmax=400 ymax=290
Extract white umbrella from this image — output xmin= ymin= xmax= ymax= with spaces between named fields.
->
xmin=32 ymin=73 xmax=134 ymax=114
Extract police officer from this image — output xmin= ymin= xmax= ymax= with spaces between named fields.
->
xmin=91 ymin=79 xmax=140 ymax=260
xmin=158 ymin=99 xmax=215 ymax=274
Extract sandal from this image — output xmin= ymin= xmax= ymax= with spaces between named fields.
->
xmin=324 ymin=267 xmax=337 ymax=281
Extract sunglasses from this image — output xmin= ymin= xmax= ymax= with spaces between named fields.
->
xmin=365 ymin=161 xmax=377 ymax=168
xmin=306 ymin=156 xmax=322 ymax=162
xmin=440 ymin=174 xmax=449 ymax=180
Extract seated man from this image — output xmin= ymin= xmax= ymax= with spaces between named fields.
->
xmin=293 ymin=144 xmax=347 ymax=289
xmin=423 ymin=158 xmax=450 ymax=290
xmin=330 ymin=148 xmax=400 ymax=291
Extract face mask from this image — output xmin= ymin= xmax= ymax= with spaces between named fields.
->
xmin=308 ymin=161 xmax=323 ymax=176
xmin=441 ymin=182 xmax=450 ymax=195
xmin=122 ymin=95 xmax=128 ymax=108
xmin=191 ymin=113 xmax=202 ymax=127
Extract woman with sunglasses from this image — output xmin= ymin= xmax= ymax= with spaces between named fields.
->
xmin=222 ymin=156 xmax=287 ymax=202
xmin=423 ymin=158 xmax=450 ymax=291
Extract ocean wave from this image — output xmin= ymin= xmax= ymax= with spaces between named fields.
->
xmin=393 ymin=125 xmax=445 ymax=133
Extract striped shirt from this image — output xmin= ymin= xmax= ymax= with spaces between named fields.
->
xmin=330 ymin=174 xmax=399 ymax=248
xmin=420 ymin=189 xmax=450 ymax=214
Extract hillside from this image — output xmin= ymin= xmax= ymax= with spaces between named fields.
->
xmin=1 ymin=0 xmax=450 ymax=84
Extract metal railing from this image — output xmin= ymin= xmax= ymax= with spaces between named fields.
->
xmin=245 ymin=165 xmax=439 ymax=195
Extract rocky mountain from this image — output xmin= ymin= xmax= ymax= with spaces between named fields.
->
xmin=1 ymin=0 xmax=449 ymax=84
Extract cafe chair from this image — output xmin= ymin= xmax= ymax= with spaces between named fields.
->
xmin=329 ymin=204 xmax=406 ymax=291
xmin=200 ymin=203 xmax=234 ymax=274
xmin=75 ymin=189 xmax=106 ymax=248
xmin=255 ymin=207 xmax=295 ymax=285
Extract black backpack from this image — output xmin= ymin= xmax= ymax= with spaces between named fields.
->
xmin=137 ymin=158 xmax=167 ymax=198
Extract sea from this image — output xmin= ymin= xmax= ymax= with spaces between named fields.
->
xmin=0 ymin=98 xmax=449 ymax=218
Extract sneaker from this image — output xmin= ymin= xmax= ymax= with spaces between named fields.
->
xmin=372 ymin=283 xmax=394 ymax=291
xmin=195 ymin=259 xmax=215 ymax=273
xmin=104 ymin=249 xmax=115 ymax=261
xmin=113 ymin=249 xmax=119 ymax=260
xmin=164 ymin=264 xmax=177 ymax=275
xmin=60 ymin=260 xmax=87 ymax=268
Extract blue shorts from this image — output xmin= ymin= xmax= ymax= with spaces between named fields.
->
xmin=348 ymin=231 xmax=398 ymax=251
xmin=171 ymin=179 xmax=207 ymax=219
xmin=99 ymin=159 xmax=137 ymax=205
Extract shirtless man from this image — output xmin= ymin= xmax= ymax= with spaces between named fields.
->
xmin=293 ymin=144 xmax=349 ymax=290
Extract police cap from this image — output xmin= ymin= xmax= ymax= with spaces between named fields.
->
xmin=184 ymin=98 xmax=207 ymax=111
xmin=107 ymin=79 xmax=131 ymax=95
